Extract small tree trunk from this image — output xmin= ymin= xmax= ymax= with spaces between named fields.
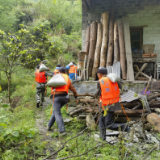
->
xmin=88 ymin=21 xmax=97 ymax=77
xmin=100 ymin=12 xmax=109 ymax=67
xmin=92 ymin=23 xmax=102 ymax=80
xmin=113 ymin=21 xmax=119 ymax=64
xmin=8 ymin=74 xmax=12 ymax=107
xmin=118 ymin=20 xmax=127 ymax=80
xmin=106 ymin=0 xmax=114 ymax=67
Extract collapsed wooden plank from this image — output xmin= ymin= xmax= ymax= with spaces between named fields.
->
xmin=123 ymin=16 xmax=134 ymax=81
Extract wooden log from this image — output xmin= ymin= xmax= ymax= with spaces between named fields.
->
xmin=122 ymin=101 xmax=140 ymax=108
xmin=113 ymin=21 xmax=119 ymax=64
xmin=79 ymin=99 xmax=98 ymax=103
xmin=100 ymin=12 xmax=109 ymax=67
xmin=88 ymin=21 xmax=97 ymax=77
xmin=118 ymin=20 xmax=127 ymax=80
xmin=69 ymin=92 xmax=96 ymax=98
xmin=85 ymin=26 xmax=90 ymax=54
xmin=123 ymin=17 xmax=134 ymax=81
xmin=106 ymin=0 xmax=114 ymax=66
xmin=135 ymin=63 xmax=148 ymax=79
xmin=114 ymin=109 xmax=147 ymax=115
xmin=147 ymin=113 xmax=160 ymax=133
xmin=148 ymin=93 xmax=160 ymax=100
xmin=85 ymin=109 xmax=147 ymax=115
xmin=70 ymin=108 xmax=87 ymax=116
xmin=92 ymin=23 xmax=102 ymax=79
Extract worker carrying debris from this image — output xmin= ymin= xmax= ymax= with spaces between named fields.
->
xmin=35 ymin=60 xmax=52 ymax=108
xmin=47 ymin=67 xmax=78 ymax=136
xmin=53 ymin=64 xmax=61 ymax=75
xmin=65 ymin=62 xmax=78 ymax=81
xmin=95 ymin=67 xmax=130 ymax=141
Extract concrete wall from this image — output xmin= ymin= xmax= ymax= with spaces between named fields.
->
xmin=128 ymin=5 xmax=160 ymax=62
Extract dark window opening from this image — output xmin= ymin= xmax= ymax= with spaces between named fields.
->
xmin=130 ymin=27 xmax=143 ymax=50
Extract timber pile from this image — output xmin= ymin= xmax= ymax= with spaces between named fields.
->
xmin=83 ymin=1 xmax=136 ymax=80
xmin=68 ymin=89 xmax=160 ymax=124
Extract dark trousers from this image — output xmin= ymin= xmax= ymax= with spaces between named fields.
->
xmin=48 ymin=95 xmax=68 ymax=133
xmin=99 ymin=111 xmax=128 ymax=139
xmin=36 ymin=86 xmax=45 ymax=103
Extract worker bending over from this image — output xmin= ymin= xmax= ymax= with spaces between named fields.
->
xmin=66 ymin=62 xmax=78 ymax=81
xmin=47 ymin=67 xmax=78 ymax=136
xmin=35 ymin=61 xmax=51 ymax=108
xmin=95 ymin=67 xmax=130 ymax=141
xmin=53 ymin=64 xmax=61 ymax=75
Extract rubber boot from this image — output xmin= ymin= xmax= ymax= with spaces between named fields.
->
xmin=99 ymin=129 xmax=106 ymax=141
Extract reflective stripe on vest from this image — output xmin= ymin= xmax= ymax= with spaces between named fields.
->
xmin=54 ymin=69 xmax=59 ymax=74
xmin=69 ymin=65 xmax=77 ymax=74
xmin=35 ymin=70 xmax=47 ymax=83
xmin=100 ymin=77 xmax=120 ymax=106
xmin=51 ymin=74 xmax=70 ymax=94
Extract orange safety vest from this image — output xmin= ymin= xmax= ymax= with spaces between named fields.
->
xmin=54 ymin=69 xmax=59 ymax=75
xmin=35 ymin=70 xmax=47 ymax=83
xmin=69 ymin=65 xmax=78 ymax=74
xmin=51 ymin=74 xmax=71 ymax=94
xmin=99 ymin=77 xmax=120 ymax=106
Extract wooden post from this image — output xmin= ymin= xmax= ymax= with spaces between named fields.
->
xmin=123 ymin=17 xmax=134 ymax=81
xmin=100 ymin=12 xmax=109 ymax=67
xmin=106 ymin=1 xmax=114 ymax=66
xmin=88 ymin=21 xmax=97 ymax=77
xmin=113 ymin=21 xmax=119 ymax=64
xmin=92 ymin=23 xmax=102 ymax=80
xmin=118 ymin=20 xmax=127 ymax=80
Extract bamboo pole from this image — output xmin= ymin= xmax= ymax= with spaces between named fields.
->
xmin=106 ymin=1 xmax=114 ymax=66
xmin=113 ymin=21 xmax=119 ymax=63
xmin=92 ymin=23 xmax=102 ymax=80
xmin=100 ymin=12 xmax=109 ymax=67
xmin=88 ymin=21 xmax=97 ymax=77
xmin=118 ymin=20 xmax=127 ymax=80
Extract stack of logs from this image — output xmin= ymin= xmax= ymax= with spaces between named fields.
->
xmin=68 ymin=91 xmax=160 ymax=123
xmin=84 ymin=1 xmax=127 ymax=80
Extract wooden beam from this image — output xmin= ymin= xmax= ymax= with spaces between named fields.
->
xmin=123 ymin=16 xmax=134 ymax=81
xmin=134 ymin=65 xmax=150 ymax=79
xmin=135 ymin=63 xmax=148 ymax=79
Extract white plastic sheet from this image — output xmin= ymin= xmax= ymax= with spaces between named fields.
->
xmin=47 ymin=74 xmax=67 ymax=87
xmin=39 ymin=64 xmax=49 ymax=72
xmin=107 ymin=73 xmax=120 ymax=83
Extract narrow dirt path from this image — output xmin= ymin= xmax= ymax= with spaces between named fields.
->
xmin=35 ymin=97 xmax=58 ymax=153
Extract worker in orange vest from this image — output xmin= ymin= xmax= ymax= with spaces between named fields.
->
xmin=95 ymin=67 xmax=130 ymax=140
xmin=53 ymin=64 xmax=61 ymax=75
xmin=47 ymin=67 xmax=78 ymax=136
xmin=66 ymin=62 xmax=78 ymax=81
xmin=35 ymin=61 xmax=51 ymax=108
